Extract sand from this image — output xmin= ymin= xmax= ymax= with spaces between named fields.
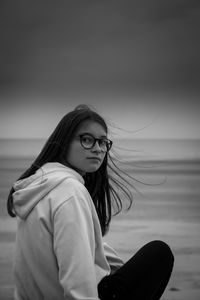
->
xmin=1 ymin=199 xmax=200 ymax=300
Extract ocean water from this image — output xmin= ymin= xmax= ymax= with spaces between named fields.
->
xmin=0 ymin=138 xmax=200 ymax=160
xmin=0 ymin=138 xmax=200 ymax=219
xmin=113 ymin=138 xmax=200 ymax=161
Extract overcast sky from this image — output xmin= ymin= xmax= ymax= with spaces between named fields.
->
xmin=0 ymin=0 xmax=200 ymax=139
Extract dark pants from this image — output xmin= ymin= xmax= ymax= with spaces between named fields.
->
xmin=98 ymin=240 xmax=174 ymax=300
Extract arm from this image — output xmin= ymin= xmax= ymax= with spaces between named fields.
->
xmin=53 ymin=195 xmax=100 ymax=300
xmin=103 ymin=242 xmax=124 ymax=274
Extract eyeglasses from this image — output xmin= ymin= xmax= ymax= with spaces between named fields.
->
xmin=76 ymin=134 xmax=113 ymax=152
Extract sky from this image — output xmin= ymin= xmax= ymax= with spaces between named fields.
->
xmin=0 ymin=0 xmax=200 ymax=140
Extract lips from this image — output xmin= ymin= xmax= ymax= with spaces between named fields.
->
xmin=87 ymin=157 xmax=101 ymax=162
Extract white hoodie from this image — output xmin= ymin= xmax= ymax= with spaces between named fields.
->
xmin=13 ymin=162 xmax=123 ymax=300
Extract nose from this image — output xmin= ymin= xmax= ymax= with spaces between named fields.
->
xmin=91 ymin=140 xmax=102 ymax=152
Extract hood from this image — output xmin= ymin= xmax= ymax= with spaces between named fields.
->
xmin=13 ymin=162 xmax=84 ymax=220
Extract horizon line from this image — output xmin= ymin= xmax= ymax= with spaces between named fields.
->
xmin=1 ymin=137 xmax=200 ymax=141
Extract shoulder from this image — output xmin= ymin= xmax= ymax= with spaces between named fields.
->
xmin=57 ymin=176 xmax=89 ymax=198
xmin=49 ymin=176 xmax=92 ymax=213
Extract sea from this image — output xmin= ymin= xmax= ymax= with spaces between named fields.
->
xmin=0 ymin=138 xmax=200 ymax=220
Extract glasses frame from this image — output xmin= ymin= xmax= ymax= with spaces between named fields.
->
xmin=76 ymin=134 xmax=113 ymax=152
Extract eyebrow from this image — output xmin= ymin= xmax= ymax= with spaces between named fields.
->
xmin=78 ymin=132 xmax=107 ymax=138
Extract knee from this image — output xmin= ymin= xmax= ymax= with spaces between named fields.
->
xmin=148 ymin=240 xmax=174 ymax=266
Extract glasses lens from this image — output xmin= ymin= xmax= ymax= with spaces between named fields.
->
xmin=98 ymin=139 xmax=108 ymax=151
xmin=106 ymin=140 xmax=112 ymax=151
xmin=80 ymin=135 xmax=94 ymax=149
xmin=100 ymin=139 xmax=113 ymax=151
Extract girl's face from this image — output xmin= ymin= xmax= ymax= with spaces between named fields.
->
xmin=66 ymin=121 xmax=108 ymax=175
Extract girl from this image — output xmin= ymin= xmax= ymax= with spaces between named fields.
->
xmin=7 ymin=104 xmax=174 ymax=300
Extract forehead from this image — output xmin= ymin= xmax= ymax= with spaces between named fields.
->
xmin=76 ymin=120 xmax=107 ymax=136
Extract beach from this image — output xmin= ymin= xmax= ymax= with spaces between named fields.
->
xmin=0 ymin=149 xmax=200 ymax=299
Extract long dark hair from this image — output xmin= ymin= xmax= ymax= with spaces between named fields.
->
xmin=7 ymin=104 xmax=133 ymax=236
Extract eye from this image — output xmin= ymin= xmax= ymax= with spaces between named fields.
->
xmin=81 ymin=135 xmax=94 ymax=144
xmin=99 ymin=139 xmax=107 ymax=146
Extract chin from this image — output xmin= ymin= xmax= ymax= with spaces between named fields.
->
xmin=86 ymin=166 xmax=100 ymax=173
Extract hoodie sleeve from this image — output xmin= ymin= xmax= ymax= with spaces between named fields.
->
xmin=103 ymin=242 xmax=124 ymax=274
xmin=53 ymin=192 xmax=100 ymax=300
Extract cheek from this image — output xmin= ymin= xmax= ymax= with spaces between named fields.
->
xmin=66 ymin=146 xmax=75 ymax=164
xmin=67 ymin=146 xmax=85 ymax=166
